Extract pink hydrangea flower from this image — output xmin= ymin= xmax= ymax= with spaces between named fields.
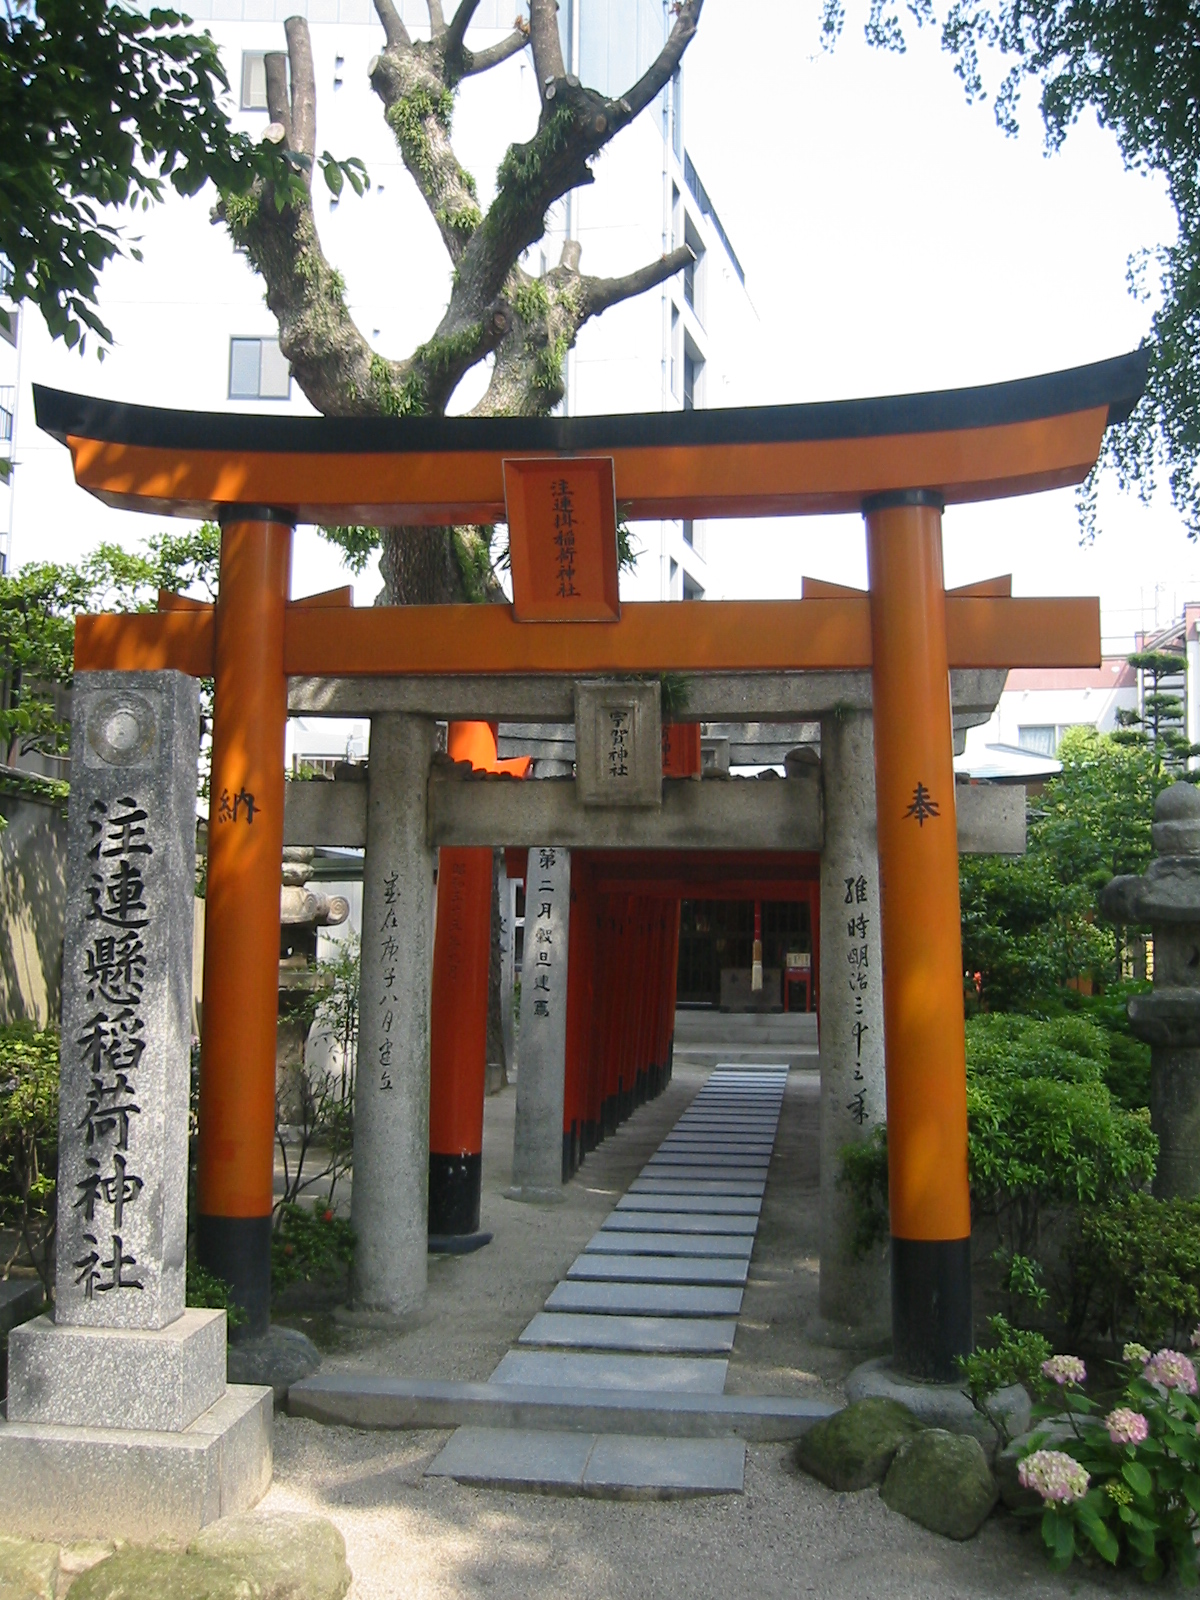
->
xmin=1018 ymin=1450 xmax=1091 ymax=1504
xmin=1143 ymin=1350 xmax=1198 ymax=1393
xmin=1105 ymin=1407 xmax=1149 ymax=1445
xmin=1041 ymin=1354 xmax=1087 ymax=1386
xmin=1192 ymin=1326 xmax=1200 ymax=1350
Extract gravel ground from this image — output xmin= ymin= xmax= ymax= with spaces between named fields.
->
xmin=263 ymin=1064 xmax=1134 ymax=1599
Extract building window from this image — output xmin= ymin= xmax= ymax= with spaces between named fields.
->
xmin=0 ymin=387 xmax=13 ymax=443
xmin=682 ymin=344 xmax=702 ymax=410
xmin=241 ymin=51 xmax=269 ymax=111
xmin=671 ymin=67 xmax=683 ymax=159
xmin=671 ymin=183 xmax=681 ymax=251
xmin=1017 ymin=725 xmax=1057 ymax=756
xmin=682 ymin=519 xmax=694 ymax=548
xmin=229 ymin=337 xmax=291 ymax=400
xmin=683 ymin=215 xmax=704 ymax=320
xmin=682 ymin=570 xmax=705 ymax=601
xmin=670 ymin=305 xmax=679 ymax=397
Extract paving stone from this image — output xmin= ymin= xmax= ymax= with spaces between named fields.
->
xmin=426 ymin=1426 xmax=593 ymax=1490
xmin=518 ymin=1313 xmax=738 ymax=1353
xmin=584 ymin=1230 xmax=753 ymax=1258
xmin=546 ymin=1281 xmax=744 ymax=1317
xmin=567 ymin=1254 xmax=749 ymax=1286
xmin=641 ymin=1167 xmax=769 ymax=1183
xmin=617 ymin=1193 xmax=760 ymax=1214
xmin=602 ymin=1212 xmax=758 ymax=1236
xmin=488 ymin=1350 xmax=729 ymax=1393
xmin=582 ymin=1435 xmax=746 ymax=1498
xmin=624 ymin=1177 xmax=764 ymax=1190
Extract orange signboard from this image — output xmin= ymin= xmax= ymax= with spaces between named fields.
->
xmin=503 ymin=456 xmax=621 ymax=622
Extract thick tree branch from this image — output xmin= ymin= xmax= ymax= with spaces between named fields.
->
xmin=284 ymin=17 xmax=317 ymax=159
xmin=460 ymin=27 xmax=529 ymax=77
xmin=580 ymin=244 xmax=693 ymax=319
xmin=528 ymin=0 xmax=565 ymax=95
xmin=443 ymin=0 xmax=483 ymax=58
xmin=615 ymin=0 xmax=703 ymax=127
xmin=427 ymin=0 xmax=446 ymax=35
xmin=263 ymin=51 xmax=293 ymax=150
xmin=371 ymin=0 xmax=410 ymax=52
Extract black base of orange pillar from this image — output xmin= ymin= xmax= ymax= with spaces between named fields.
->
xmin=197 ymin=1213 xmax=272 ymax=1341
xmin=891 ymin=1236 xmax=973 ymax=1382
xmin=428 ymin=1152 xmax=485 ymax=1242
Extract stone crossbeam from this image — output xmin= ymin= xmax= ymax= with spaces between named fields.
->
xmin=282 ymin=767 xmax=1024 ymax=855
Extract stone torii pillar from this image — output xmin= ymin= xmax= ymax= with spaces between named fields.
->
xmin=351 ymin=712 xmax=437 ymax=1316
xmin=816 ymin=709 xmax=889 ymax=1341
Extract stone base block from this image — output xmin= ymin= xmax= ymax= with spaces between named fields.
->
xmin=845 ymin=1356 xmax=1030 ymax=1460
xmin=7 ymin=1309 xmax=226 ymax=1432
xmin=0 ymin=1383 xmax=272 ymax=1542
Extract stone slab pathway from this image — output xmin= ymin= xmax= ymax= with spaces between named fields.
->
xmin=425 ymin=1066 xmax=791 ymax=1497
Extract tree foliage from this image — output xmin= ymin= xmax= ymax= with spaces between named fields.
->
xmin=0 ymin=525 xmax=219 ymax=766
xmin=1113 ymin=649 xmax=1200 ymax=777
xmin=822 ymin=0 xmax=1200 ymax=536
xmin=0 ymin=0 xmax=368 ymax=351
xmin=961 ymin=726 xmax=1159 ymax=1008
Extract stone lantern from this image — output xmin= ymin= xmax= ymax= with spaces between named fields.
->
xmin=1099 ymin=781 xmax=1200 ymax=1198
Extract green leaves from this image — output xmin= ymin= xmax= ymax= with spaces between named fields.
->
xmin=318 ymin=152 xmax=369 ymax=198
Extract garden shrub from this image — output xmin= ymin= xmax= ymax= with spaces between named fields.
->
xmin=1069 ymin=1196 xmax=1200 ymax=1351
xmin=271 ymin=1201 xmax=355 ymax=1294
xmin=0 ymin=1022 xmax=59 ymax=1291
xmin=839 ymin=1013 xmax=1158 ymax=1331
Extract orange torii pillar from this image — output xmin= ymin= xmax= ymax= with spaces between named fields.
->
xmin=865 ymin=491 xmax=972 ymax=1381
xmin=195 ymin=510 xmax=293 ymax=1339
xmin=428 ymin=723 xmax=528 ymax=1249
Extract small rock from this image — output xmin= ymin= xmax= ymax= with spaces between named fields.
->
xmin=227 ymin=1326 xmax=321 ymax=1400
xmin=55 ymin=1549 xmax=252 ymax=1600
xmin=881 ymin=1428 xmax=999 ymax=1540
xmin=0 ymin=1535 xmax=58 ymax=1600
xmin=794 ymin=1397 xmax=923 ymax=1491
xmin=191 ymin=1512 xmax=351 ymax=1600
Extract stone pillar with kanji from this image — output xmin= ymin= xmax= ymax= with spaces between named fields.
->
xmin=0 ymin=670 xmax=272 ymax=1542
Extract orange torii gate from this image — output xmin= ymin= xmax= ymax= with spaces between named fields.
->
xmin=39 ymin=347 xmax=1144 ymax=1380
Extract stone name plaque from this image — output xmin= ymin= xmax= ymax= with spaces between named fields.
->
xmin=56 ymin=670 xmax=200 ymax=1330
xmin=574 ymin=678 xmax=661 ymax=808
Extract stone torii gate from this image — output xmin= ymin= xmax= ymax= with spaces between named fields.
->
xmin=40 ymin=347 xmax=1143 ymax=1382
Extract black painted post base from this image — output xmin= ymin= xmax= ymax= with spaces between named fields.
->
xmin=891 ymin=1235 xmax=973 ymax=1382
xmin=583 ymin=1119 xmax=598 ymax=1153
xmin=196 ymin=1213 xmax=273 ymax=1342
xmin=428 ymin=1152 xmax=483 ymax=1242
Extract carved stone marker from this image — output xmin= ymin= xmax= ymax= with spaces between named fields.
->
xmin=574 ymin=679 xmax=661 ymax=808
xmin=1101 ymin=781 xmax=1200 ymax=1197
xmin=0 ymin=671 xmax=272 ymax=1541
xmin=511 ymin=846 xmax=572 ymax=1199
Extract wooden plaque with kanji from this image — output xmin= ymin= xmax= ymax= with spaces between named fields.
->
xmin=503 ymin=456 xmax=621 ymax=622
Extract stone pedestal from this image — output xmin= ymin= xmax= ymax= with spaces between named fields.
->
xmin=0 ymin=671 xmax=271 ymax=1539
xmin=815 ymin=712 xmax=890 ymax=1341
xmin=1101 ymin=781 xmax=1200 ymax=1197
xmin=511 ymin=846 xmax=571 ymax=1201
xmin=350 ymin=713 xmax=437 ymax=1315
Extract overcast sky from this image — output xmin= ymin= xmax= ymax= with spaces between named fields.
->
xmin=676 ymin=0 xmax=1193 ymax=648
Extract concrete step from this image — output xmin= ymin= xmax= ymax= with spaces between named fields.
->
xmin=426 ymin=1426 xmax=748 ymax=1498
xmin=288 ymin=1372 xmax=833 ymax=1442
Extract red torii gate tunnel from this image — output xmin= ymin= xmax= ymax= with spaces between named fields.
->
xmin=39 ymin=347 xmax=1145 ymax=1380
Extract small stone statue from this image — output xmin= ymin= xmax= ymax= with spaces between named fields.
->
xmin=1100 ymin=782 xmax=1200 ymax=1197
